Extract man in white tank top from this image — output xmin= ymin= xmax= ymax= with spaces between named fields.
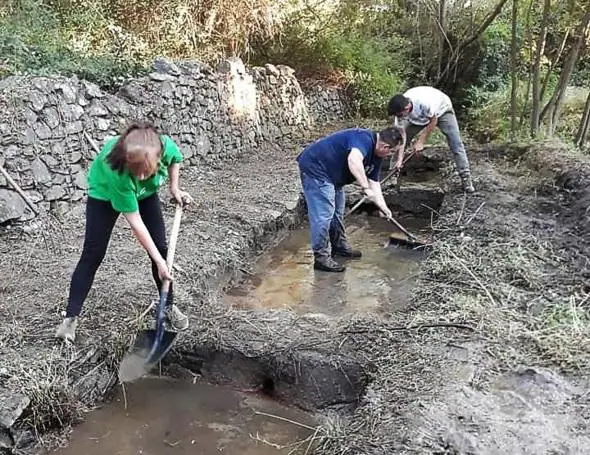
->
xmin=387 ymin=86 xmax=475 ymax=193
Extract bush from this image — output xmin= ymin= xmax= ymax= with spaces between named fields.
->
xmin=0 ymin=0 xmax=146 ymax=89
xmin=315 ymin=33 xmax=410 ymax=117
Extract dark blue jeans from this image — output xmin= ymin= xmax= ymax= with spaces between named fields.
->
xmin=300 ymin=171 xmax=349 ymax=259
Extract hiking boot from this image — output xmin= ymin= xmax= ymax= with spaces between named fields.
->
xmin=461 ymin=175 xmax=475 ymax=193
xmin=314 ymin=255 xmax=346 ymax=272
xmin=165 ymin=305 xmax=189 ymax=331
xmin=332 ymin=247 xmax=362 ymax=259
xmin=55 ymin=317 xmax=77 ymax=343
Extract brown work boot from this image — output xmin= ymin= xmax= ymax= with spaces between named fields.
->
xmin=55 ymin=317 xmax=78 ymax=343
xmin=314 ymin=255 xmax=346 ymax=272
xmin=461 ymin=175 xmax=475 ymax=193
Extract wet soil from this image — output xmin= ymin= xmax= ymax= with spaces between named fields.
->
xmin=224 ymin=215 xmax=429 ymax=316
xmin=48 ymin=378 xmax=315 ymax=455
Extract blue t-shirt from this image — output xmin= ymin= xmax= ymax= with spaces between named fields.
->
xmin=296 ymin=128 xmax=382 ymax=187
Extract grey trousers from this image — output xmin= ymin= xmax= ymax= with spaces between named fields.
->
xmin=404 ymin=111 xmax=471 ymax=178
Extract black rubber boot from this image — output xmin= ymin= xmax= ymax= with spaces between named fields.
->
xmin=332 ymin=247 xmax=362 ymax=259
xmin=314 ymin=255 xmax=346 ymax=272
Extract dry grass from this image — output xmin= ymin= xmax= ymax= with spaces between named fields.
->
xmin=310 ymin=143 xmax=590 ymax=454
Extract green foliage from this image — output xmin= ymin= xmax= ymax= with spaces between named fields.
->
xmin=464 ymin=80 xmax=589 ymax=145
xmin=0 ymin=0 xmax=146 ymax=89
xmin=475 ymin=21 xmax=515 ymax=92
xmin=313 ymin=33 xmax=409 ymax=117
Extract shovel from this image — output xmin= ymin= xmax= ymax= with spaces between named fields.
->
xmin=346 ymin=151 xmax=415 ymax=218
xmin=118 ymin=203 xmax=184 ymax=382
xmin=384 ymin=213 xmax=429 ymax=250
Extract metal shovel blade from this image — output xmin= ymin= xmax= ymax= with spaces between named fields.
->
xmin=118 ymin=328 xmax=178 ymax=383
xmin=388 ymin=232 xmax=430 ymax=250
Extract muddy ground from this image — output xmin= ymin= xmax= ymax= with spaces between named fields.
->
xmin=1 ymin=121 xmax=590 ymax=454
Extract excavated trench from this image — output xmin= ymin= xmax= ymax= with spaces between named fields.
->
xmin=46 ymin=158 xmax=446 ymax=455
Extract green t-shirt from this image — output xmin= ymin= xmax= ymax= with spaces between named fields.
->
xmin=87 ymin=134 xmax=183 ymax=213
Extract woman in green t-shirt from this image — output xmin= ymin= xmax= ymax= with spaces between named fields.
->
xmin=55 ymin=122 xmax=194 ymax=343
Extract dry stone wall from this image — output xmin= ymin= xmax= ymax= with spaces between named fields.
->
xmin=0 ymin=57 xmax=349 ymax=223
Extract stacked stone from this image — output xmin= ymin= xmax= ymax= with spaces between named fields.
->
xmin=0 ymin=57 xmax=349 ymax=224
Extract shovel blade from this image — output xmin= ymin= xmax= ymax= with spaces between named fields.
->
xmin=118 ymin=329 xmax=178 ymax=383
xmin=388 ymin=232 xmax=430 ymax=250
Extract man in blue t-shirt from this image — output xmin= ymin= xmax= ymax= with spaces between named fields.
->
xmin=296 ymin=126 xmax=404 ymax=272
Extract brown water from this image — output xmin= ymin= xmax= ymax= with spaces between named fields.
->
xmin=225 ymin=215 xmax=429 ymax=315
xmin=49 ymin=377 xmax=316 ymax=455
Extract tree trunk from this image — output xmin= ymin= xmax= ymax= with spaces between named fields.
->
xmin=530 ymin=0 xmax=551 ymax=137
xmin=540 ymin=29 xmax=570 ymax=102
xmin=575 ymin=90 xmax=590 ymax=147
xmin=436 ymin=0 xmax=510 ymax=85
xmin=519 ymin=0 xmax=535 ymax=129
xmin=437 ymin=0 xmax=447 ymax=79
xmin=541 ymin=10 xmax=590 ymax=136
xmin=510 ymin=0 xmax=519 ymax=137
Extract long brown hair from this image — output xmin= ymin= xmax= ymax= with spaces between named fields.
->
xmin=106 ymin=122 xmax=163 ymax=178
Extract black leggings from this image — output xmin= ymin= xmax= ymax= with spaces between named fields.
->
xmin=65 ymin=193 xmax=173 ymax=317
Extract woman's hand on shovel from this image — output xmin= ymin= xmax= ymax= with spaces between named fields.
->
xmin=156 ymin=259 xmax=174 ymax=282
xmin=171 ymin=188 xmax=194 ymax=207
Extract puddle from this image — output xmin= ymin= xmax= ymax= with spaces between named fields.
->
xmin=225 ymin=215 xmax=429 ymax=315
xmin=48 ymin=378 xmax=316 ymax=455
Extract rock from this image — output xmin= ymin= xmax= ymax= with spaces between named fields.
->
xmin=65 ymin=121 xmax=83 ymax=135
xmin=71 ymin=105 xmax=85 ymax=120
xmin=118 ymin=83 xmax=144 ymax=104
xmin=42 ymin=107 xmax=60 ymax=129
xmin=68 ymin=152 xmax=82 ymax=164
xmin=82 ymin=81 xmax=104 ymax=98
xmin=88 ymin=100 xmax=109 ymax=117
xmin=71 ymin=190 xmax=85 ymax=201
xmin=30 ymin=158 xmax=51 ymax=184
xmin=0 ymin=390 xmax=30 ymax=428
xmin=45 ymin=186 xmax=66 ymax=201
xmin=0 ymin=189 xmax=26 ymax=223
xmin=33 ymin=122 xmax=52 ymax=140
xmin=160 ymin=81 xmax=176 ymax=98
xmin=149 ymin=72 xmax=177 ymax=82
xmin=195 ymin=134 xmax=212 ymax=157
xmin=153 ymin=58 xmax=181 ymax=75
xmin=25 ymin=190 xmax=43 ymax=203
xmin=57 ymin=83 xmax=78 ymax=104
xmin=23 ymin=108 xmax=37 ymax=125
xmin=74 ymin=171 xmax=87 ymax=190
xmin=41 ymin=155 xmax=59 ymax=167
xmin=21 ymin=128 xmax=36 ymax=145
xmin=52 ymin=174 xmax=67 ymax=185
xmin=96 ymin=118 xmax=110 ymax=131
xmin=28 ymin=91 xmax=47 ymax=112
xmin=0 ymin=428 xmax=12 ymax=449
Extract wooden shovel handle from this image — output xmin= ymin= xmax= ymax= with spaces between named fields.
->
xmin=161 ymin=204 xmax=183 ymax=293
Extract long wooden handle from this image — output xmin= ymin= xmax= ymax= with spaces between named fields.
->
xmin=161 ymin=204 xmax=183 ymax=293
xmin=166 ymin=204 xmax=183 ymax=272
xmin=0 ymin=164 xmax=39 ymax=215
xmin=386 ymin=215 xmax=416 ymax=241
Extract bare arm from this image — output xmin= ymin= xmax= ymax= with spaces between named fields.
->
xmin=347 ymin=148 xmax=371 ymax=189
xmin=169 ymin=163 xmax=180 ymax=193
xmin=368 ymin=179 xmax=392 ymax=217
xmin=418 ymin=116 xmax=438 ymax=144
